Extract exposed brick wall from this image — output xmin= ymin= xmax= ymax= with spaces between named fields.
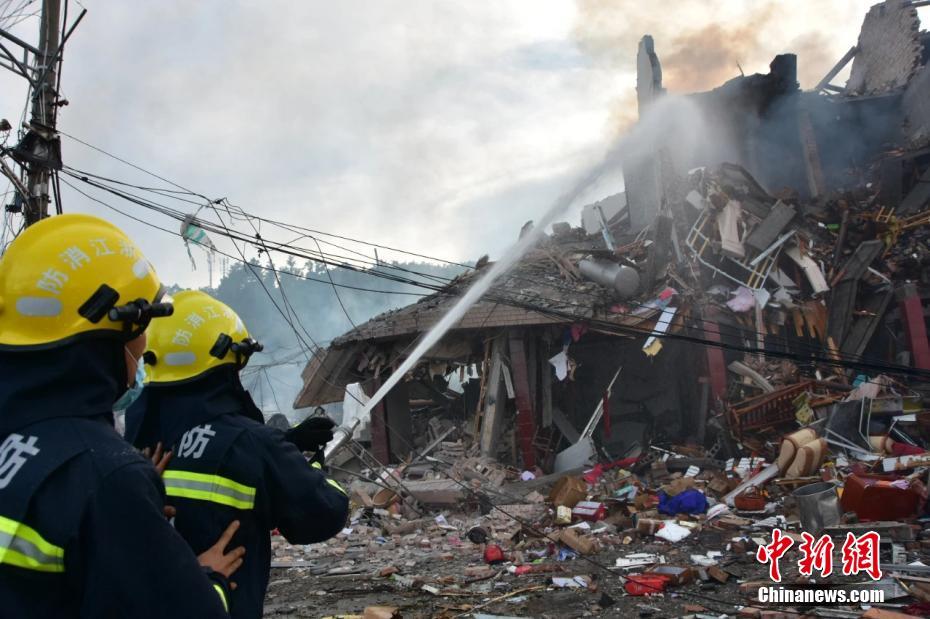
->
xmin=847 ymin=0 xmax=923 ymax=95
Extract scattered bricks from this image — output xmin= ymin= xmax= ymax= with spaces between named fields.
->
xmin=714 ymin=515 xmax=752 ymax=529
xmin=352 ymin=487 xmax=375 ymax=508
xmin=464 ymin=566 xmax=496 ymax=579
xmin=643 ymin=565 xmax=694 ymax=586
xmin=683 ymin=604 xmax=708 ymax=613
xmin=707 ymin=474 xmax=730 ymax=496
xmin=738 ymin=607 xmax=762 ymax=618
xmin=363 ymin=606 xmax=400 ymax=619
xmin=861 ymin=609 xmax=920 ymax=619
xmin=402 ymin=480 xmax=465 ymax=506
xmin=660 ymin=477 xmax=695 ymax=497
xmin=378 ymin=566 xmax=399 ymax=577
xmin=707 ymin=565 xmax=730 ymax=583
xmin=739 ymin=581 xmax=767 ymax=596
xmin=649 ymin=461 xmax=670 ymax=484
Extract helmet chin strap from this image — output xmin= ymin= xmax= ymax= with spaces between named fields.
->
xmin=123 ymin=347 xmax=140 ymax=388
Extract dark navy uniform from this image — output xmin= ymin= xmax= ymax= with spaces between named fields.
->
xmin=0 ymin=338 xmax=232 ymax=618
xmin=127 ymin=366 xmax=349 ymax=619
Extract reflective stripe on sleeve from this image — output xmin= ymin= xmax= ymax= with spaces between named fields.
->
xmin=163 ymin=470 xmax=256 ymax=510
xmin=0 ymin=515 xmax=65 ymax=573
xmin=213 ymin=583 xmax=229 ymax=612
xmin=309 ymin=460 xmax=347 ymax=495
xmin=326 ymin=478 xmax=347 ymax=495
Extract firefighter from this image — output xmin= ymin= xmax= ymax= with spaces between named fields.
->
xmin=0 ymin=214 xmax=243 ymax=617
xmin=126 ymin=289 xmax=349 ymax=618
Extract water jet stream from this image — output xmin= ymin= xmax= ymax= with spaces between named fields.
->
xmin=358 ymin=96 xmax=704 ymax=420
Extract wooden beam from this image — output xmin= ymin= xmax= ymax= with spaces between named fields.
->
xmin=541 ymin=337 xmax=553 ymax=428
xmin=798 ymin=105 xmax=826 ymax=198
xmin=365 ymin=378 xmax=391 ymax=464
xmin=898 ymin=284 xmax=930 ymax=370
xmin=815 ymin=46 xmax=856 ymax=92
xmin=479 ymin=335 xmax=505 ymax=458
xmin=509 ymin=332 xmax=537 ymax=469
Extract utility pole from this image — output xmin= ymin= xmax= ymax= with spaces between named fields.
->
xmin=23 ymin=0 xmax=61 ymax=226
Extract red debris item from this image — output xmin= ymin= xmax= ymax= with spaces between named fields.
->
xmin=483 ymin=544 xmax=505 ymax=564
xmin=513 ymin=564 xmax=563 ymax=575
xmin=583 ymin=457 xmax=638 ymax=484
xmin=891 ymin=441 xmax=926 ymax=456
xmin=734 ymin=489 xmax=767 ymax=511
xmin=624 ymin=574 xmax=670 ymax=596
xmin=572 ymin=501 xmax=607 ymax=521
xmin=840 ymin=474 xmax=922 ymax=521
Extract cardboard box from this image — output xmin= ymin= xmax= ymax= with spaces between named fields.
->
xmin=549 ymin=476 xmax=588 ymax=508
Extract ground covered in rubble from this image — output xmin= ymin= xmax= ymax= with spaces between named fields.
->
xmin=262 ymin=526 xmax=769 ymax=618
xmin=259 ymin=492 xmax=914 ymax=619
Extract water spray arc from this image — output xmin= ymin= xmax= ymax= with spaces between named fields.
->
xmin=357 ymin=96 xmax=706 ymax=420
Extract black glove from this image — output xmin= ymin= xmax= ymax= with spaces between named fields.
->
xmin=285 ymin=415 xmax=336 ymax=453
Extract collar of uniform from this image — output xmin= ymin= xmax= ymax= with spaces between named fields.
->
xmin=0 ymin=335 xmax=126 ymax=435
xmin=127 ymin=365 xmax=264 ymax=449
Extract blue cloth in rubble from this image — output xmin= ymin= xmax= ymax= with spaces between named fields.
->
xmin=658 ymin=488 xmax=708 ymax=515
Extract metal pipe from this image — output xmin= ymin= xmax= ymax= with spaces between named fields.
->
xmin=578 ymin=258 xmax=640 ymax=299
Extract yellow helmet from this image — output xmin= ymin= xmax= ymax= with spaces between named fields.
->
xmin=144 ymin=290 xmax=261 ymax=384
xmin=0 ymin=214 xmax=168 ymax=349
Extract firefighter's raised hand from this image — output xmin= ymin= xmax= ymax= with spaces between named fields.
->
xmin=198 ymin=520 xmax=246 ymax=587
xmin=141 ymin=442 xmax=173 ymax=476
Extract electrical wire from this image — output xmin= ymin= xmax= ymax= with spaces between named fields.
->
xmin=60 ymin=169 xmax=930 ymax=383
xmin=58 ymin=176 xmax=429 ymax=297
xmin=57 ymin=164 xmax=919 ymax=379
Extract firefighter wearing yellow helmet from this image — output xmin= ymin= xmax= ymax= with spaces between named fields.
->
xmin=143 ymin=289 xmax=259 ymax=385
xmin=127 ymin=289 xmax=348 ymax=619
xmin=0 ymin=214 xmax=243 ymax=618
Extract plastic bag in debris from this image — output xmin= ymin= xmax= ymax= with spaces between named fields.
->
xmin=726 ymin=286 xmax=756 ymax=312
xmin=655 ymin=521 xmax=691 ymax=542
xmin=658 ymin=488 xmax=708 ymax=515
xmin=549 ymin=350 xmax=569 ymax=381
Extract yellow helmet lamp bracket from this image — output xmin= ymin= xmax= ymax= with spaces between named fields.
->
xmin=78 ymin=283 xmax=174 ymax=341
xmin=209 ymin=334 xmax=263 ymax=370
xmin=145 ymin=333 xmax=262 ymax=373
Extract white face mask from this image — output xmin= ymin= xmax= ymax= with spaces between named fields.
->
xmin=114 ymin=353 xmax=146 ymax=412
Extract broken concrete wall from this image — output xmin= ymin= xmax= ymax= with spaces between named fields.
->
xmin=846 ymin=0 xmax=923 ymax=96
xmin=624 ymin=35 xmax=667 ymax=234
xmin=904 ymin=61 xmax=930 ymax=147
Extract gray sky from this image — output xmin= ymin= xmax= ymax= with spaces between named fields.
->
xmin=0 ymin=0 xmax=889 ymax=288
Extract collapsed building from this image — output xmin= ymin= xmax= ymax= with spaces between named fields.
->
xmin=293 ymin=0 xmax=930 ymax=479
xmin=264 ymin=4 xmax=930 ymax=615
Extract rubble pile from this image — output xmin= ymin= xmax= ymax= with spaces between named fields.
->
xmin=271 ymin=1 xmax=930 ymax=616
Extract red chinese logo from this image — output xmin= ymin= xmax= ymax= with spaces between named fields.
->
xmin=756 ymin=529 xmax=794 ymax=582
xmin=756 ymin=530 xmax=882 ymax=582
xmin=798 ymin=532 xmax=834 ymax=577
xmin=841 ymin=531 xmax=882 ymax=580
